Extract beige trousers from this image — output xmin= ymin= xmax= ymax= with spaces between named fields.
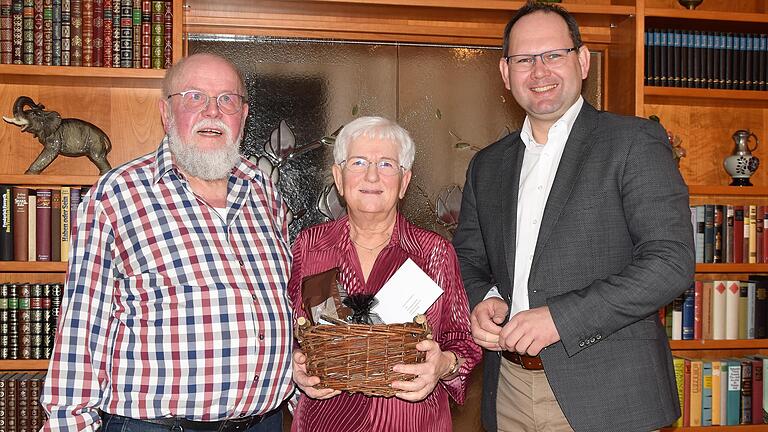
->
xmin=496 ymin=357 xmax=574 ymax=432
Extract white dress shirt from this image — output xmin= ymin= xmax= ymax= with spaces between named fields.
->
xmin=486 ymin=96 xmax=584 ymax=318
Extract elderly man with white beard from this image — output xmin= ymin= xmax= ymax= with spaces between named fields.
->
xmin=41 ymin=53 xmax=293 ymax=432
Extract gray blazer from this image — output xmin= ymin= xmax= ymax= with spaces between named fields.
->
xmin=453 ymin=102 xmax=695 ymax=432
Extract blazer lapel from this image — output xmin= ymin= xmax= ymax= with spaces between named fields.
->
xmin=532 ymin=103 xmax=599 ymax=268
xmin=502 ymin=133 xmax=525 ymax=296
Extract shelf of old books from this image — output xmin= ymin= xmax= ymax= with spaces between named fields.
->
xmin=670 ymin=339 xmax=768 ymax=350
xmin=0 ymin=64 xmax=167 ymax=88
xmin=0 ymin=360 xmax=49 ymax=371
xmin=664 ymin=425 xmax=768 ymax=431
xmin=689 ymin=186 xmax=768 ymax=197
xmin=0 ymin=263 xmax=67 ymax=272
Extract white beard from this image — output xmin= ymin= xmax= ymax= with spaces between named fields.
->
xmin=167 ymin=116 xmax=243 ymax=181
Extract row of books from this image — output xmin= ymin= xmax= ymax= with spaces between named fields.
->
xmin=691 ymin=204 xmax=768 ymax=264
xmin=0 ymin=0 xmax=173 ymax=68
xmin=0 ymin=283 xmax=63 ymax=360
xmin=671 ymin=356 xmax=766 ymax=427
xmin=0 ymin=185 xmax=89 ymax=262
xmin=661 ymin=279 xmax=768 ymax=341
xmin=0 ymin=371 xmax=47 ymax=432
xmin=644 ymin=29 xmax=768 ymax=91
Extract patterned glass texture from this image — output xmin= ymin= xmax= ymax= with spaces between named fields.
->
xmin=188 ymin=37 xmax=602 ymax=240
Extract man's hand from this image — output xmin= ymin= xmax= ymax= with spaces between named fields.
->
xmin=391 ymin=340 xmax=454 ymax=402
xmin=498 ymin=305 xmax=560 ymax=355
xmin=292 ymin=349 xmax=341 ymax=400
xmin=470 ymin=297 xmax=509 ymax=351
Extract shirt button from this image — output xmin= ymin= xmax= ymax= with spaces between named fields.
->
xmin=532 ymin=219 xmax=538 ymax=225
xmin=253 ymin=374 xmax=259 ymax=381
xmin=259 ymin=333 xmax=265 ymax=341
xmin=252 ymin=294 xmax=258 ymax=301
xmin=238 ymin=259 xmax=245 ymax=266
xmin=537 ymin=185 xmax=543 ymax=191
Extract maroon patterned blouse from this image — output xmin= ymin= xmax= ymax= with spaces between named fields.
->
xmin=288 ymin=213 xmax=481 ymax=432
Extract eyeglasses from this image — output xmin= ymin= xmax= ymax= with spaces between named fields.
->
xmin=167 ymin=90 xmax=247 ymax=115
xmin=340 ymin=157 xmax=404 ymax=176
xmin=503 ymin=47 xmax=578 ymax=72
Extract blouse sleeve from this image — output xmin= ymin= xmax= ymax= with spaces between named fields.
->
xmin=429 ymin=238 xmax=482 ymax=405
xmin=288 ymin=231 xmax=309 ymax=322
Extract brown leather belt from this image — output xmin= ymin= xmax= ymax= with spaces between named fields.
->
xmin=502 ymin=351 xmax=544 ymax=370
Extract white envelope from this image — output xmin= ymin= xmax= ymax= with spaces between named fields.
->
xmin=371 ymin=258 xmax=444 ymax=324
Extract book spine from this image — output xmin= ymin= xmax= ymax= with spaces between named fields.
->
xmin=696 ymin=205 xmax=705 ymax=263
xmin=0 ymin=0 xmax=11 ymax=64
xmin=50 ymin=0 xmax=58 ymax=64
xmin=161 ymin=0 xmax=168 ymax=67
xmin=702 ymin=281 xmax=713 ymax=340
xmin=91 ymin=0 xmax=102 ymax=66
xmin=21 ymin=0 xmax=32 ymax=64
xmin=101 ymin=0 xmax=110 ymax=66
xmin=752 ymin=358 xmax=763 ymax=424
xmin=0 ymin=186 xmax=12 ymax=261
xmin=750 ymin=205 xmax=758 ymax=263
xmin=16 ymin=374 xmax=29 ymax=432
xmin=70 ymin=0 xmax=80 ymax=65
xmin=17 ymin=283 xmax=30 ymax=360
xmin=60 ymin=0 xmax=68 ymax=65
xmin=27 ymin=193 xmax=35 ymax=261
xmin=59 ymin=186 xmax=69 ymax=261
xmin=12 ymin=188 xmax=27 ymax=262
xmin=5 ymin=374 xmax=17 ymax=431
xmin=682 ymin=284 xmax=695 ymax=340
xmin=726 ymin=280 xmax=741 ymax=340
xmin=672 ymin=293 xmax=683 ymax=340
xmin=690 ymin=359 xmax=703 ymax=426
xmin=118 ymin=0 xmax=129 ymax=67
xmin=42 ymin=0 xmax=51 ymax=64
xmin=673 ymin=357 xmax=685 ymax=427
xmin=6 ymin=285 xmax=17 ymax=360
xmin=739 ymin=282 xmax=749 ymax=340
xmin=50 ymin=189 xmax=60 ymax=262
xmin=726 ymin=205 xmax=734 ymax=263
xmin=755 ymin=280 xmax=768 ymax=339
xmin=712 ymin=360 xmax=722 ymax=425
xmin=29 ymin=284 xmax=43 ymax=360
xmin=714 ymin=204 xmax=723 ymax=263
xmin=703 ymin=360 xmax=713 ymax=426
xmin=81 ymin=0 xmax=92 ymax=66
xmin=694 ymin=280 xmax=703 ymax=340
xmin=747 ymin=281 xmax=756 ymax=340
xmin=138 ymin=0 xmax=147 ymax=67
xmin=32 ymin=0 xmax=41 ymax=64
xmin=130 ymin=0 xmax=137 ymax=67
xmin=741 ymin=359 xmax=753 ymax=424
xmin=735 ymin=206 xmax=745 ymax=263
xmin=727 ymin=359 xmax=742 ymax=425
xmin=34 ymin=189 xmax=51 ymax=262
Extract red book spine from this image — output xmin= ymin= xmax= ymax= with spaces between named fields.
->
xmin=12 ymin=187 xmax=28 ymax=262
xmin=734 ymin=206 xmax=744 ymax=263
xmin=91 ymin=0 xmax=102 ymax=66
xmin=70 ymin=0 xmax=81 ymax=65
xmin=81 ymin=0 xmax=92 ymax=66
xmin=102 ymin=0 xmax=110 ymax=66
xmin=34 ymin=189 xmax=51 ymax=262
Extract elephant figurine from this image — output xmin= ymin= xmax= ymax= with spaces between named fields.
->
xmin=2 ymin=96 xmax=112 ymax=175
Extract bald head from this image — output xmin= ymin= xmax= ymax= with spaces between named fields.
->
xmin=162 ymin=53 xmax=246 ymax=98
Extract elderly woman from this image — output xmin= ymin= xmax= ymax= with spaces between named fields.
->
xmin=288 ymin=116 xmax=481 ymax=432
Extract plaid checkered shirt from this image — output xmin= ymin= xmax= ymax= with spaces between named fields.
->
xmin=40 ymin=138 xmax=294 ymax=431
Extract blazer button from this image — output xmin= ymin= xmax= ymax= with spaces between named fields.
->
xmin=579 ymin=341 xmax=585 ymax=347
xmin=596 ymin=334 xmax=602 ymax=340
xmin=590 ymin=337 xmax=596 ymax=343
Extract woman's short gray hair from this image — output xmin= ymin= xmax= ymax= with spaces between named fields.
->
xmin=333 ymin=116 xmax=416 ymax=170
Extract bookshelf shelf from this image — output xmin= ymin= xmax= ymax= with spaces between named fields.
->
xmin=688 ymin=186 xmax=768 ymax=197
xmin=0 ymin=262 xmax=67 ymax=272
xmin=0 ymin=175 xmax=100 ymax=187
xmin=644 ymin=8 xmax=768 ymax=24
xmin=0 ymin=64 xmax=167 ymax=88
xmin=663 ymin=425 xmax=768 ymax=431
xmin=696 ymin=264 xmax=768 ymax=273
xmin=0 ymin=360 xmax=49 ymax=371
xmin=644 ymin=87 xmax=768 ymax=109
xmin=670 ymin=339 xmax=768 ymax=350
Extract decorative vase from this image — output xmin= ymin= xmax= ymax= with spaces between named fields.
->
xmin=677 ymin=0 xmax=703 ymax=9
xmin=723 ymin=130 xmax=760 ymax=186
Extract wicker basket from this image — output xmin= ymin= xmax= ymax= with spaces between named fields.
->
xmin=295 ymin=315 xmax=431 ymax=397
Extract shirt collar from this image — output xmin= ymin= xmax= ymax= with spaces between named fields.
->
xmin=520 ymin=95 xmax=584 ymax=149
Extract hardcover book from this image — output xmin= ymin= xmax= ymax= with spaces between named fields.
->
xmin=12 ymin=187 xmax=28 ymax=262
xmin=0 ymin=185 xmax=12 ymax=261
xmin=35 ymin=188 xmax=51 ymax=262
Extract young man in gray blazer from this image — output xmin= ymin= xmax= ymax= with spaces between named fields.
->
xmin=452 ymin=2 xmax=695 ymax=431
